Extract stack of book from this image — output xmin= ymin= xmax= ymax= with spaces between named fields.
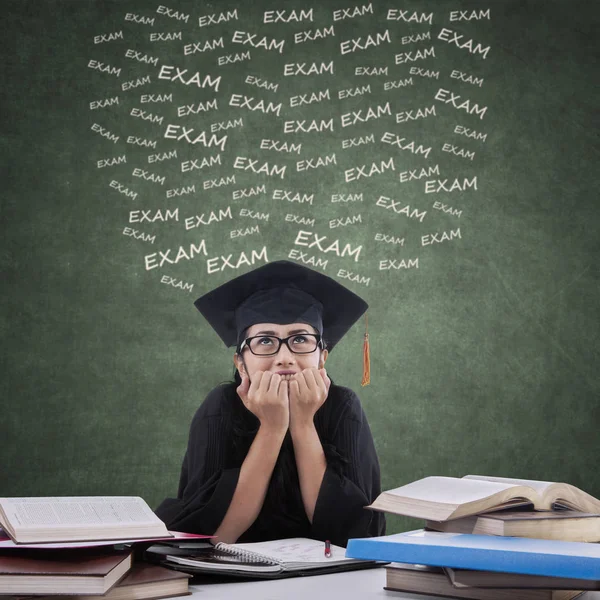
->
xmin=0 ymin=496 xmax=198 ymax=598
xmin=346 ymin=475 xmax=600 ymax=599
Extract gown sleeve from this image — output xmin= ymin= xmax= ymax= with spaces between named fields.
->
xmin=310 ymin=386 xmax=386 ymax=547
xmin=154 ymin=385 xmax=240 ymax=535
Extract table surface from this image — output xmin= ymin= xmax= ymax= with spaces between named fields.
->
xmin=182 ymin=567 xmax=600 ymax=600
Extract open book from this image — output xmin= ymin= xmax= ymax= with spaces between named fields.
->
xmin=0 ymin=497 xmax=171 ymax=544
xmin=149 ymin=537 xmax=377 ymax=578
xmin=366 ymin=475 xmax=600 ymax=521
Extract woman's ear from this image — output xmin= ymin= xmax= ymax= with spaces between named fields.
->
xmin=319 ymin=349 xmax=329 ymax=368
xmin=233 ymin=354 xmax=244 ymax=372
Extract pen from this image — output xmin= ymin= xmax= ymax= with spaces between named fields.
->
xmin=324 ymin=539 xmax=331 ymax=558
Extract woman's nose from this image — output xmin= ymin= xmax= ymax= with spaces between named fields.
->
xmin=275 ymin=341 xmax=296 ymax=362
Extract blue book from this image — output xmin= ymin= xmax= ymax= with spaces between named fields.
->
xmin=345 ymin=530 xmax=600 ymax=580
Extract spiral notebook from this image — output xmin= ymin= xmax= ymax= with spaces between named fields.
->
xmin=150 ymin=537 xmax=379 ymax=578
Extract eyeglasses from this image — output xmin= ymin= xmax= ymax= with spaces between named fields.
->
xmin=239 ymin=334 xmax=322 ymax=356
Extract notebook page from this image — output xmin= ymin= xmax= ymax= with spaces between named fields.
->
xmin=225 ymin=537 xmax=355 ymax=567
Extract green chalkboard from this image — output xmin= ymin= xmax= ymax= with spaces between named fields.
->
xmin=2 ymin=0 xmax=599 ymax=535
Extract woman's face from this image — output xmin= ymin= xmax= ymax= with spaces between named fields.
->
xmin=233 ymin=322 xmax=328 ymax=382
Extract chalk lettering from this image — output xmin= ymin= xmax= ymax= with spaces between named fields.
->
xmin=379 ymin=258 xmax=419 ymax=270
xmin=94 ymin=30 xmax=123 ymax=44
xmin=132 ymin=167 xmax=165 ymax=185
xmin=442 ymin=142 xmax=475 ymax=160
xmin=245 ymin=75 xmax=279 ymax=93
xmin=288 ymin=249 xmax=328 ymax=271
xmin=145 ymin=241 xmax=207 ymax=270
xmin=97 ymin=155 xmax=126 ymax=168
xmin=295 ymin=26 xmax=335 ymax=44
xmin=177 ymin=99 xmax=218 ymax=116
xmin=230 ymin=225 xmax=260 ymax=238
xmin=88 ymin=59 xmax=121 ymax=77
xmin=297 ymin=154 xmax=337 ymax=171
xmin=206 ymin=247 xmax=268 ymax=274
xmin=123 ymin=227 xmax=156 ymax=244
xmin=163 ymin=124 xmax=227 ymax=150
xmin=158 ymin=65 xmax=221 ymax=90
xmin=91 ymin=123 xmax=119 ymax=143
xmin=124 ymin=13 xmax=155 ymax=26
xmin=184 ymin=206 xmax=232 ymax=229
xmin=434 ymin=88 xmax=487 ymax=119
xmin=386 ymin=9 xmax=433 ymax=24
xmin=129 ymin=208 xmax=178 ymax=223
xmin=433 ymin=201 xmax=462 ymax=217
xmin=396 ymin=105 xmax=436 ymax=123
xmin=421 ymin=228 xmax=461 ymax=246
xmin=231 ymin=30 xmax=285 ymax=53
xmin=233 ymin=156 xmax=286 ymax=179
xmin=375 ymin=195 xmax=426 ymax=222
xmin=184 ymin=38 xmax=224 ymax=55
xmin=110 ymin=179 xmax=137 ymax=200
xmin=344 ymin=158 xmax=395 ymax=182
xmin=217 ymin=51 xmax=252 ymax=65
xmin=395 ymin=46 xmax=435 ymax=64
xmin=124 ymin=48 xmax=158 ymax=66
xmin=260 ymin=139 xmax=302 ymax=154
xmin=180 ymin=154 xmax=222 ymax=173
xmin=294 ymin=230 xmax=362 ymax=261
xmin=273 ymin=189 xmax=314 ymax=204
xmin=156 ymin=5 xmax=189 ymax=23
xmin=381 ymin=131 xmax=431 ymax=159
xmin=284 ymin=62 xmax=334 ymax=76
xmin=438 ymin=28 xmax=490 ymax=59
xmin=333 ymin=4 xmax=373 ymax=21
xmin=89 ymin=96 xmax=119 ymax=110
xmin=160 ymin=275 xmax=194 ymax=292
xmin=199 ymin=9 xmax=238 ymax=27
xmin=337 ymin=269 xmax=371 ymax=285
xmin=340 ymin=30 xmax=390 ymax=54
xmin=424 ymin=177 xmax=477 ymax=193
xmin=122 ymin=75 xmax=151 ymax=91
xmin=264 ymin=9 xmax=313 ymax=22
xmin=229 ymin=94 xmax=282 ymax=116
xmin=232 ymin=184 xmax=267 ymax=200
xmin=450 ymin=69 xmax=484 ymax=87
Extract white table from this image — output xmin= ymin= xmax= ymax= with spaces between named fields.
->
xmin=184 ymin=567 xmax=600 ymax=600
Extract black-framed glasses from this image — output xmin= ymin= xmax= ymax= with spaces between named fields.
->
xmin=239 ymin=334 xmax=322 ymax=356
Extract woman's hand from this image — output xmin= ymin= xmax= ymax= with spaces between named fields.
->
xmin=237 ymin=370 xmax=290 ymax=434
xmin=288 ymin=367 xmax=331 ymax=431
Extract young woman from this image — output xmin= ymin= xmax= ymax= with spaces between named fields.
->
xmin=155 ymin=260 xmax=385 ymax=547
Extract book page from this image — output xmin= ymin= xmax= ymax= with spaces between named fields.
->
xmin=384 ymin=476 xmax=530 ymax=505
xmin=463 ymin=475 xmax=555 ymax=496
xmin=0 ymin=497 xmax=164 ymax=529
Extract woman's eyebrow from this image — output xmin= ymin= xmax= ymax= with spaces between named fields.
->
xmin=254 ymin=328 xmax=310 ymax=335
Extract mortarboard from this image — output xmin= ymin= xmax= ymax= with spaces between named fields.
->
xmin=194 ymin=260 xmax=371 ymax=385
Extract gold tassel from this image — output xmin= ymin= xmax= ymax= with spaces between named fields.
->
xmin=361 ymin=313 xmax=370 ymax=386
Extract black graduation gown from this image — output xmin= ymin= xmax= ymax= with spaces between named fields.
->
xmin=155 ymin=382 xmax=385 ymax=547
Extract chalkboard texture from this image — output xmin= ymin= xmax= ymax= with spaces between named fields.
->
xmin=2 ymin=0 xmax=598 ymax=535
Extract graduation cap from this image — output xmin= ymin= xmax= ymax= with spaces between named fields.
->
xmin=194 ymin=260 xmax=371 ymax=385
